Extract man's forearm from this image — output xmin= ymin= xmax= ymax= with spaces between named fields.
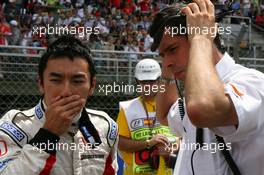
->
xmin=118 ymin=136 xmax=148 ymax=152
xmin=185 ymin=36 xmax=231 ymax=127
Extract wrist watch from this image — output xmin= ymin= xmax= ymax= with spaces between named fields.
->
xmin=159 ymin=77 xmax=175 ymax=84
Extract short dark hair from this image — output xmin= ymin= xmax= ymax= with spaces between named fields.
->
xmin=38 ymin=35 xmax=96 ymax=84
xmin=149 ymin=5 xmax=224 ymax=52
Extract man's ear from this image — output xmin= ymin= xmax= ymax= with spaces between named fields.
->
xmin=88 ymin=77 xmax=96 ymax=96
xmin=37 ymin=76 xmax=44 ymax=95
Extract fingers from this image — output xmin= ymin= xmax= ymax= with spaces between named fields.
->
xmin=158 ymin=135 xmax=169 ymax=145
xmin=204 ymin=0 xmax=214 ymax=15
xmin=151 ymin=134 xmax=169 ymax=146
xmin=48 ymin=95 xmax=86 ymax=121
xmin=181 ymin=6 xmax=192 ymax=16
xmin=44 ymin=95 xmax=86 ymax=135
xmin=182 ymin=0 xmax=214 ymax=15
xmin=188 ymin=3 xmax=200 ymax=14
xmin=52 ymin=95 xmax=82 ymax=107
xmin=157 ymin=144 xmax=172 ymax=154
xmin=63 ymin=98 xmax=86 ymax=112
xmin=56 ymin=96 xmax=85 ymax=119
xmin=51 ymin=95 xmax=62 ymax=104
xmin=181 ymin=0 xmax=216 ymax=41
xmin=195 ymin=0 xmax=207 ymax=13
xmin=61 ymin=105 xmax=83 ymax=120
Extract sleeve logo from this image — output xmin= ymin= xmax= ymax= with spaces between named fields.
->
xmin=35 ymin=105 xmax=44 ymax=119
xmin=0 ymin=122 xmax=25 ymax=142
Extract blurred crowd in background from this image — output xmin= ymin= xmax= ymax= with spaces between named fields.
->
xmin=0 ymin=0 xmax=264 ymax=54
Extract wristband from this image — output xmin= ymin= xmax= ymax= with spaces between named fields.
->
xmin=166 ymin=153 xmax=178 ymax=168
xmin=29 ymin=128 xmax=60 ymax=155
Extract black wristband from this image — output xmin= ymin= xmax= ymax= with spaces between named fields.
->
xmin=166 ymin=154 xmax=178 ymax=169
xmin=29 ymin=128 xmax=60 ymax=155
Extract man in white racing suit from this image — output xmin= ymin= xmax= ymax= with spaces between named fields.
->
xmin=0 ymin=36 xmax=118 ymax=175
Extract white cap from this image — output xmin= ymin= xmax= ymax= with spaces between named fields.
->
xmin=135 ymin=59 xmax=161 ymax=81
xmin=73 ymin=17 xmax=82 ymax=23
xmin=10 ymin=20 xmax=18 ymax=26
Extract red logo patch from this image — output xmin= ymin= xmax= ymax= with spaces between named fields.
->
xmin=0 ymin=140 xmax=8 ymax=157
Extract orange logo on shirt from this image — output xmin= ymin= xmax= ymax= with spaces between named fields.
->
xmin=144 ymin=119 xmax=153 ymax=126
xmin=230 ymin=83 xmax=244 ymax=97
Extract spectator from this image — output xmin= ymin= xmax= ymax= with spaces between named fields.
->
xmin=139 ymin=15 xmax=151 ymax=30
xmin=240 ymin=0 xmax=251 ymax=17
xmin=3 ymin=1 xmax=19 ymax=21
xmin=256 ymin=9 xmax=264 ymax=27
xmin=0 ymin=0 xmax=208 ymax=49
xmin=109 ymin=19 xmax=122 ymax=37
xmin=151 ymin=2 xmax=160 ymax=15
xmin=42 ymin=11 xmax=55 ymax=25
xmin=140 ymin=28 xmax=153 ymax=53
xmin=20 ymin=28 xmax=32 ymax=53
xmin=119 ymin=13 xmax=129 ymax=28
xmin=0 ymin=17 xmax=11 ymax=45
xmin=84 ymin=15 xmax=94 ymax=28
xmin=124 ymin=38 xmax=140 ymax=60
xmin=131 ymin=15 xmax=139 ymax=30
xmin=122 ymin=22 xmax=133 ymax=36
xmin=94 ymin=16 xmax=109 ymax=34
xmin=105 ymin=35 xmax=115 ymax=50
xmin=138 ymin=0 xmax=151 ymax=14
xmin=110 ymin=0 xmax=121 ymax=9
xmin=114 ymin=38 xmax=124 ymax=51
xmin=122 ymin=1 xmax=135 ymax=15
xmin=8 ymin=20 xmax=21 ymax=45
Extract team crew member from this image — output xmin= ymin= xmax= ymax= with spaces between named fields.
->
xmin=0 ymin=36 xmax=119 ymax=175
xmin=117 ymin=59 xmax=177 ymax=175
xmin=149 ymin=0 xmax=264 ymax=175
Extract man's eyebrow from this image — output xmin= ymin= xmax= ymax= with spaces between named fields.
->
xmin=163 ymin=43 xmax=178 ymax=53
xmin=159 ymin=42 xmax=178 ymax=56
xmin=73 ymin=73 xmax=87 ymax=79
xmin=49 ymin=72 xmax=63 ymax=78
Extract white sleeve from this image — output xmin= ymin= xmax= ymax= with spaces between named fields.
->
xmin=167 ymin=98 xmax=186 ymax=137
xmin=0 ymin=129 xmax=52 ymax=174
xmin=0 ymin=111 xmax=59 ymax=174
xmin=211 ymin=76 xmax=264 ymax=142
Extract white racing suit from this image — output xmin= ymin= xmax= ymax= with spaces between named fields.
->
xmin=0 ymin=100 xmax=119 ymax=175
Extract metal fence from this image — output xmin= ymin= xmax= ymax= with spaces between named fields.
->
xmin=1 ymin=45 xmax=264 ymax=120
xmin=0 ymin=45 xmax=158 ymax=119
